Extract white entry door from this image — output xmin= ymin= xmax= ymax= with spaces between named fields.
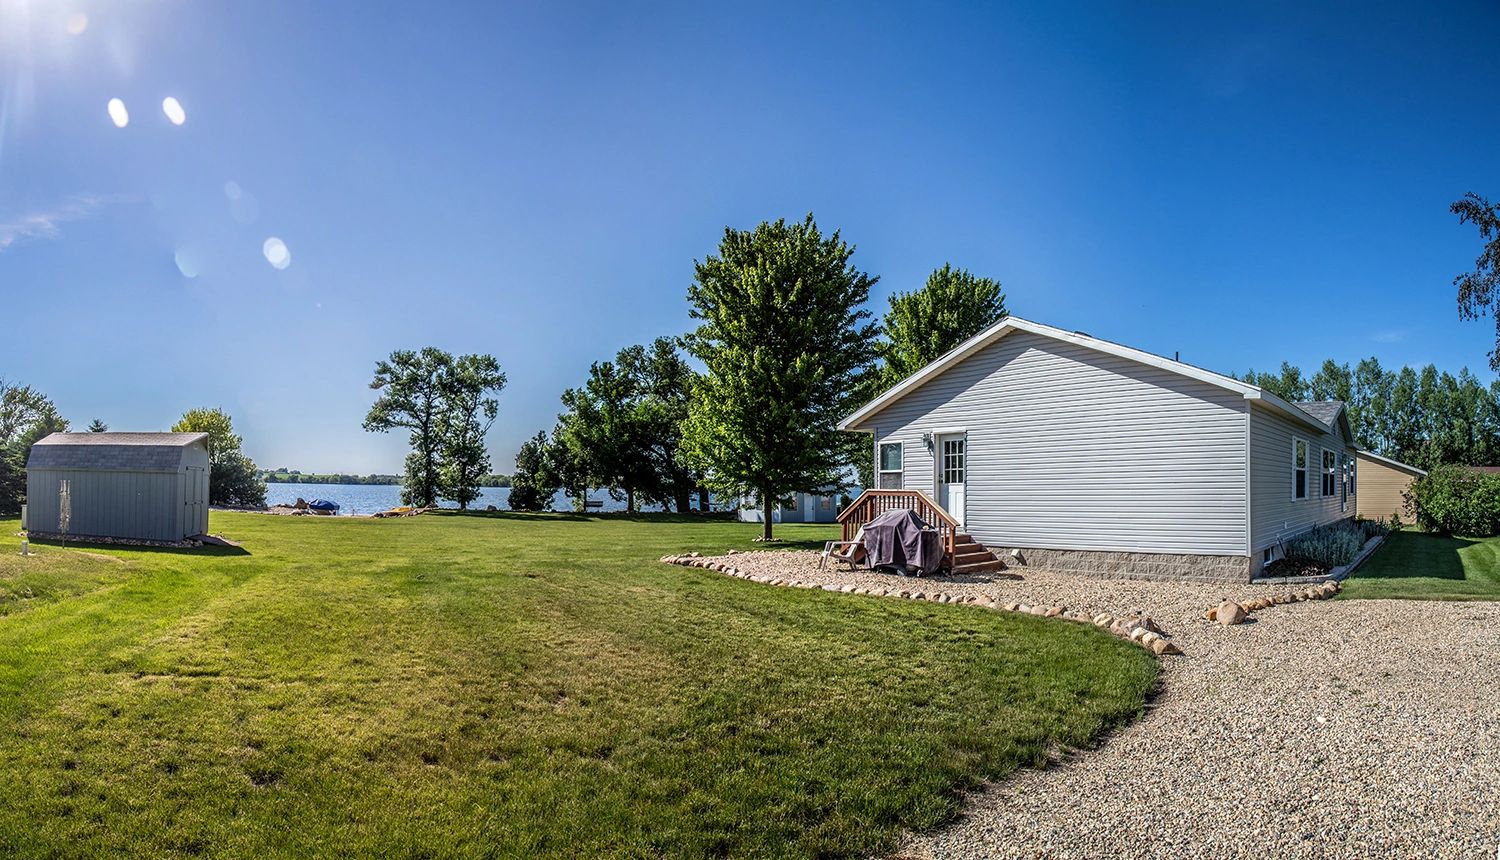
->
xmin=936 ymin=434 xmax=966 ymax=529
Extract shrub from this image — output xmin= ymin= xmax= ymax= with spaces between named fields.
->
xmin=1283 ymin=518 xmax=1385 ymax=569
xmin=1404 ymin=464 xmax=1500 ymax=536
xmin=1354 ymin=517 xmax=1390 ymax=542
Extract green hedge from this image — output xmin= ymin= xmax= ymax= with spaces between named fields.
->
xmin=1404 ymin=464 xmax=1500 ymax=536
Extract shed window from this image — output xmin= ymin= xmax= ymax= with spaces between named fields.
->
xmin=1292 ymin=439 xmax=1308 ymax=500
xmin=1322 ymin=449 xmax=1337 ymax=497
xmin=878 ymin=442 xmax=903 ymax=489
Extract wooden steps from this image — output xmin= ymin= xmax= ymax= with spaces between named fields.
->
xmin=950 ymin=534 xmax=1006 ymax=574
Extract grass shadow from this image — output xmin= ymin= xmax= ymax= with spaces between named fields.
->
xmin=24 ymin=537 xmax=251 ymax=557
xmin=1353 ymin=531 xmax=1475 ymax=581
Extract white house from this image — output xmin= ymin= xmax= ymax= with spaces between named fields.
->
xmin=839 ymin=317 xmax=1358 ymax=582
xmin=738 ymin=489 xmax=842 ymax=524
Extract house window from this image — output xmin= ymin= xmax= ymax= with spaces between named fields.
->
xmin=1292 ymin=439 xmax=1307 ymax=500
xmin=941 ymin=438 xmax=965 ymax=484
xmin=878 ymin=442 xmax=903 ymax=489
xmin=1345 ymin=456 xmax=1356 ymax=495
xmin=819 ymin=495 xmax=832 ymax=511
xmin=1322 ymin=449 xmax=1337 ymax=497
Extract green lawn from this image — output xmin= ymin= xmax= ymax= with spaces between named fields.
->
xmin=1342 ymin=529 xmax=1500 ymax=600
xmin=0 ymin=512 xmax=1156 ymax=858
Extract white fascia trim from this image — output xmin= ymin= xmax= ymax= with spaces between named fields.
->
xmin=1241 ymin=390 xmax=1337 ymax=435
xmin=1355 ymin=449 xmax=1428 ymax=476
xmin=839 ymin=316 xmax=1335 ymax=432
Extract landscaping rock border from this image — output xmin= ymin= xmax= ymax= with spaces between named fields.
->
xmin=661 ymin=553 xmax=1183 ymax=656
xmin=1205 ymin=580 xmax=1342 ymax=625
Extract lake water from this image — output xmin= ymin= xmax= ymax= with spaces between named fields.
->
xmin=261 ymin=482 xmax=678 ymax=515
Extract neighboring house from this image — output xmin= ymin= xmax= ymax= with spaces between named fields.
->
xmin=24 ymin=432 xmax=211 ymax=542
xmin=839 ymin=317 xmax=1359 ymax=582
xmin=738 ymin=489 xmax=842 ymax=524
xmin=1355 ymin=451 xmax=1425 ymax=525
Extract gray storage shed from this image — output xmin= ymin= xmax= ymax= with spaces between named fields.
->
xmin=25 ymin=432 xmax=211 ymax=542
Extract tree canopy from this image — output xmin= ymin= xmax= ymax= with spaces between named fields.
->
xmin=681 ymin=214 xmax=879 ymax=539
xmin=507 ymin=431 xmax=559 ymax=511
xmin=1452 ymin=192 xmax=1500 ymax=370
xmin=1242 ymin=356 xmax=1500 ymax=471
xmin=364 ymin=348 xmax=454 ymax=507
xmin=365 ymin=348 xmax=505 ymax=508
xmin=171 ymin=407 xmax=267 ymax=506
xmin=438 ymin=354 xmax=507 ymax=509
xmin=0 ymin=380 xmax=68 ymax=515
xmin=550 ymin=337 xmax=699 ymax=513
xmin=880 ymin=264 xmax=1007 ymax=383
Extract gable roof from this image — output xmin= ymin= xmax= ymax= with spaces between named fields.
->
xmin=1291 ymin=401 xmax=1356 ymax=445
xmin=839 ymin=316 xmax=1341 ymax=436
xmin=1294 ymin=401 xmax=1343 ymax=425
xmin=27 ymin=432 xmax=208 ymax=472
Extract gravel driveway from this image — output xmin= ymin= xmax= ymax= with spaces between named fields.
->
xmin=691 ymin=552 xmax=1500 ymax=859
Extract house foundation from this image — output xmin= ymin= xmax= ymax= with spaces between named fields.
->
xmin=999 ymin=546 xmax=1253 ymax=584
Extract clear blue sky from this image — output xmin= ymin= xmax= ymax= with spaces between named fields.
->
xmin=2 ymin=0 xmax=1498 ymax=473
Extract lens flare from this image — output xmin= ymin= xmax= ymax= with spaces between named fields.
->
xmin=66 ymin=13 xmax=89 ymax=36
xmin=224 ymin=180 xmax=242 ymax=201
xmin=174 ymin=249 xmax=200 ymax=279
xmin=262 ymin=237 xmax=291 ymax=270
xmin=107 ymin=98 xmax=129 ymax=128
xmin=162 ymin=96 xmax=186 ymax=126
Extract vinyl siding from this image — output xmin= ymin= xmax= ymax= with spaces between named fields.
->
xmin=1248 ymin=403 xmax=1355 ymax=555
xmin=26 ymin=469 xmax=181 ymax=542
xmin=1355 ymin=454 xmax=1419 ymax=524
xmin=856 ymin=330 xmax=1249 ymax=555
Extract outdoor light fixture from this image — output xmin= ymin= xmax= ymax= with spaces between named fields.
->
xmin=921 ymin=432 xmax=934 ymax=450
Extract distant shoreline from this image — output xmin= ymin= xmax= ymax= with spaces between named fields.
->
xmin=258 ymin=473 xmax=510 ymax=487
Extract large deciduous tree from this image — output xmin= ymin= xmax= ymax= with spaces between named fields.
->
xmin=363 ymin=348 xmax=451 ymax=508
xmin=0 ymin=380 xmax=69 ymax=515
xmin=554 ymin=360 xmax=642 ymax=511
xmin=438 ymin=354 xmax=507 ymax=510
xmin=171 ymin=407 xmax=267 ymax=506
xmin=618 ymin=338 xmax=700 ymax=511
xmin=507 ymin=431 xmax=560 ymax=511
xmin=550 ymin=338 xmax=700 ymax=513
xmin=1451 ymin=192 xmax=1500 ymax=370
xmin=880 ymin=264 xmax=1007 ymax=382
xmin=681 ymin=214 xmax=878 ymax=540
xmin=365 ymin=348 xmax=506 ymax=508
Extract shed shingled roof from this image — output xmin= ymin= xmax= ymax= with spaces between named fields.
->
xmin=27 ymin=432 xmax=209 ymax=472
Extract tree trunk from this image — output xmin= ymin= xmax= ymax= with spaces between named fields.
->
xmin=761 ymin=483 xmax=774 ymax=541
xmin=698 ymin=487 xmax=709 ymax=512
xmin=675 ymin=486 xmax=691 ymax=513
xmin=626 ymin=488 xmax=636 ymax=514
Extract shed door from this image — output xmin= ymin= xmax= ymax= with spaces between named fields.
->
xmin=186 ymin=466 xmax=207 ymax=536
xmin=936 ymin=433 xmax=966 ymax=529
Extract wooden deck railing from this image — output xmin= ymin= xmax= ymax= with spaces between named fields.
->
xmin=836 ymin=489 xmax=958 ymax=560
